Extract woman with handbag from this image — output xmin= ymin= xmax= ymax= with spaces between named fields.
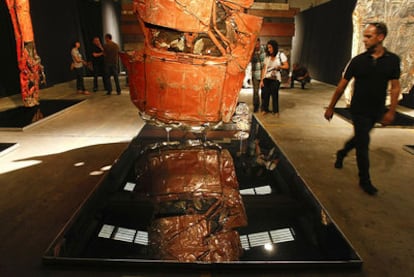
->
xmin=259 ymin=40 xmax=289 ymax=117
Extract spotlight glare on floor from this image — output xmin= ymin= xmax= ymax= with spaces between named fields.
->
xmin=100 ymin=165 xmax=112 ymax=171
xmin=90 ymin=171 xmax=104 ymax=176
xmin=264 ymin=243 xmax=274 ymax=252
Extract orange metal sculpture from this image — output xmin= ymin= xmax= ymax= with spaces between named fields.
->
xmin=6 ymin=0 xmax=45 ymax=107
xmin=120 ymin=0 xmax=262 ymax=127
xmin=135 ymin=142 xmax=247 ymax=262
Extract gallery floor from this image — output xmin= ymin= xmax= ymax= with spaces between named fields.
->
xmin=0 ymin=78 xmax=413 ymax=276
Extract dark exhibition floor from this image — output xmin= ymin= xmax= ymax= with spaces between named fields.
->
xmin=0 ymin=78 xmax=413 ymax=277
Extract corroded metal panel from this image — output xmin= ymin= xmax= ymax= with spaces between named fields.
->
xmin=121 ymin=0 xmax=263 ymax=127
xmin=143 ymin=55 xmax=226 ymax=124
xmin=134 ymin=0 xmax=214 ymax=33
xmin=136 ymin=146 xmax=247 ymax=262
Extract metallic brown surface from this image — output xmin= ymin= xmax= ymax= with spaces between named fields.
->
xmin=136 ymin=145 xmax=247 ymax=262
xmin=120 ymin=0 xmax=262 ymax=126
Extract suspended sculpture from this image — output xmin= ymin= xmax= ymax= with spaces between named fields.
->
xmin=6 ymin=0 xmax=45 ymax=107
xmin=120 ymin=0 xmax=262 ymax=127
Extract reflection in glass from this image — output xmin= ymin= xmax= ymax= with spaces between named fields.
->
xmin=43 ymin=117 xmax=362 ymax=268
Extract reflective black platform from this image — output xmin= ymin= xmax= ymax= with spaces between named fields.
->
xmin=334 ymin=107 xmax=414 ymax=128
xmin=0 ymin=99 xmax=84 ymax=130
xmin=0 ymin=142 xmax=18 ymax=157
xmin=43 ymin=117 xmax=362 ymax=269
xmin=403 ymin=145 xmax=414 ymax=155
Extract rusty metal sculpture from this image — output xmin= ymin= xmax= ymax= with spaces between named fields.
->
xmin=120 ymin=0 xmax=262 ymax=127
xmin=6 ymin=0 xmax=45 ymax=107
xmin=134 ymin=141 xmax=247 ymax=262
xmin=119 ymin=1 xmax=262 ymax=262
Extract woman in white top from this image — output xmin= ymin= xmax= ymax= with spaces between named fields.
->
xmin=71 ymin=41 xmax=90 ymax=95
xmin=259 ymin=40 xmax=289 ymax=117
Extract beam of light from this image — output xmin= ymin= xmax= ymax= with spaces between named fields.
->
xmin=102 ymin=0 xmax=121 ymax=45
xmin=0 ymin=160 xmax=42 ymax=174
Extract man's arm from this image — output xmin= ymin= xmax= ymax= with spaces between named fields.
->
xmin=381 ymin=79 xmax=401 ymax=125
xmin=324 ymin=77 xmax=349 ymax=121
xmin=92 ymin=51 xmax=103 ymax=58
xmin=260 ymin=61 xmax=268 ymax=88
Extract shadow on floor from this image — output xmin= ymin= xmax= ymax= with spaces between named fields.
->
xmin=0 ymin=142 xmax=128 ymax=276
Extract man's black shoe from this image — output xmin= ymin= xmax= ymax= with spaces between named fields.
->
xmin=334 ymin=150 xmax=345 ymax=169
xmin=359 ymin=182 xmax=378 ymax=195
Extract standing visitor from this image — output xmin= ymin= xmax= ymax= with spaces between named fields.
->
xmin=71 ymin=41 xmax=90 ymax=95
xmin=103 ymin=33 xmax=121 ymax=95
xmin=250 ymin=38 xmax=265 ymax=113
xmin=91 ymin=36 xmax=105 ymax=92
xmin=260 ymin=40 xmax=289 ymax=117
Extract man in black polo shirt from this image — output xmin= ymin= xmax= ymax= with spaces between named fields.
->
xmin=324 ymin=22 xmax=401 ymax=195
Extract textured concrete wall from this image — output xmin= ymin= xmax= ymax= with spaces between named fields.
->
xmin=353 ymin=0 xmax=414 ymax=94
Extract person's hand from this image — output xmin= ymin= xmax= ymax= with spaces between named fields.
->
xmin=260 ymin=80 xmax=264 ymax=88
xmin=324 ymin=107 xmax=334 ymax=121
xmin=380 ymin=110 xmax=395 ymax=126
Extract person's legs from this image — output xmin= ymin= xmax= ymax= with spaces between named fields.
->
xmin=335 ymin=136 xmax=355 ymax=168
xmin=352 ymin=114 xmax=377 ymax=194
xmin=111 ymin=65 xmax=121 ymax=94
xmin=270 ymin=80 xmax=280 ymax=114
xmin=301 ymin=80 xmax=306 ymax=89
xmin=75 ymin=67 xmax=85 ymax=92
xmin=252 ymin=78 xmax=260 ymax=112
xmin=261 ymin=79 xmax=271 ymax=113
xmin=301 ymin=76 xmax=311 ymax=89
xmin=97 ymin=64 xmax=107 ymax=91
xmin=101 ymin=74 xmax=107 ymax=91
xmin=104 ymin=65 xmax=112 ymax=94
xmin=93 ymin=71 xmax=98 ymax=92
